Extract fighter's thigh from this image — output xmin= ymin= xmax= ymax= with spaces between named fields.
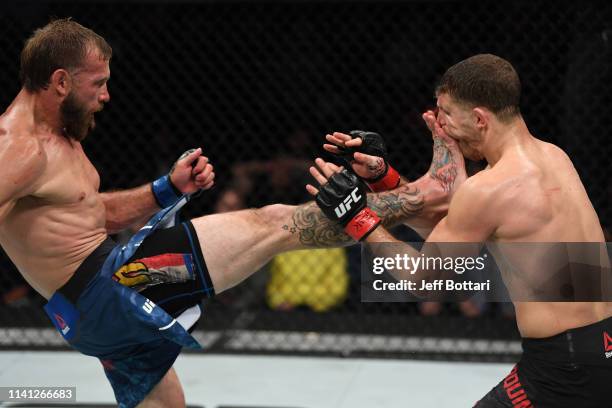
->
xmin=190 ymin=204 xmax=298 ymax=293
xmin=137 ymin=367 xmax=185 ymax=408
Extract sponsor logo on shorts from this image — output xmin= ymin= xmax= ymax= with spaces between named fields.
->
xmin=604 ymin=331 xmax=612 ymax=359
xmin=142 ymin=299 xmax=156 ymax=314
xmin=334 ymin=187 xmax=362 ymax=217
xmin=54 ymin=313 xmax=70 ymax=335
xmin=113 ymin=253 xmax=193 ymax=292
xmin=502 ymin=365 xmax=533 ymax=408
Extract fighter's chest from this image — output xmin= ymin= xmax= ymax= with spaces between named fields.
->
xmin=34 ymin=141 xmax=101 ymax=205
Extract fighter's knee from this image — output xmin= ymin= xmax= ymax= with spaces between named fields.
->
xmin=252 ymin=203 xmax=294 ymax=227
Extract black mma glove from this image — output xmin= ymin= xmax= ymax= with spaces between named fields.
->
xmin=335 ymin=130 xmax=400 ymax=192
xmin=315 ymin=169 xmax=381 ymax=241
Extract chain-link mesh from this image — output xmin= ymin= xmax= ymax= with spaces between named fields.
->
xmin=0 ymin=1 xmax=610 ymax=359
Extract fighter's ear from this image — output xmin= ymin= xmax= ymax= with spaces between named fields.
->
xmin=472 ymin=107 xmax=489 ymax=131
xmin=49 ymin=69 xmax=72 ymax=97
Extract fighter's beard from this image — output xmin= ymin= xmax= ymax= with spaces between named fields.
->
xmin=60 ymin=94 xmax=95 ymax=142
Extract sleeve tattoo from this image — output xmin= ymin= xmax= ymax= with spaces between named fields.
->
xmin=429 ymin=137 xmax=458 ymax=193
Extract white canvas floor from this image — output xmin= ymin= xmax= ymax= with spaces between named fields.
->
xmin=0 ymin=351 xmax=512 ymax=407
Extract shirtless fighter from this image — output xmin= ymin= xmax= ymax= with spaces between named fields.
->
xmin=308 ymin=54 xmax=612 ymax=407
xmin=0 ymin=19 xmax=465 ymax=408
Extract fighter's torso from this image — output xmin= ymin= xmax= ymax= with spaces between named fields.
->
xmin=0 ymin=110 xmax=107 ymax=299
xmin=482 ymin=139 xmax=611 ymax=337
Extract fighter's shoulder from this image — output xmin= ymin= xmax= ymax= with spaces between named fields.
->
xmin=496 ymin=140 xmax=575 ymax=184
xmin=449 ymin=168 xmax=515 ymax=221
xmin=525 ymin=139 xmax=568 ymax=161
xmin=538 ymin=141 xmax=576 ymax=171
xmin=539 ymin=139 xmax=570 ymax=156
xmin=453 ymin=169 xmax=500 ymax=201
xmin=0 ymin=129 xmax=47 ymax=182
xmin=441 ymin=172 xmax=504 ymax=236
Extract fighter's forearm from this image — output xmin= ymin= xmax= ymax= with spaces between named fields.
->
xmin=395 ymin=133 xmax=464 ymax=233
xmin=100 ymin=184 xmax=159 ymax=233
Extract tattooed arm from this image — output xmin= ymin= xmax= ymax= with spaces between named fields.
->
xmin=398 ymin=109 xmax=467 ymax=235
xmin=420 ymin=109 xmax=467 ymax=195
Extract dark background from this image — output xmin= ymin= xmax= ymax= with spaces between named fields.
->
xmin=0 ymin=0 xmax=610 ymax=360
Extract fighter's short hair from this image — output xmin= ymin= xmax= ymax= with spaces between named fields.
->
xmin=20 ymin=18 xmax=112 ymax=92
xmin=436 ymin=54 xmax=521 ymax=121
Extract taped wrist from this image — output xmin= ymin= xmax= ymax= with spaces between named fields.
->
xmin=152 ymin=175 xmax=182 ymax=208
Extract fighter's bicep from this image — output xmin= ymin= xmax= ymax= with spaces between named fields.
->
xmin=428 ymin=182 xmax=498 ymax=242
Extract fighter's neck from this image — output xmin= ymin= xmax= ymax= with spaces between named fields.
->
xmin=12 ymin=88 xmax=64 ymax=137
xmin=481 ymin=117 xmax=532 ymax=166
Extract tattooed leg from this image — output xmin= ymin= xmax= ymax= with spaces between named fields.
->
xmin=188 ymin=132 xmax=463 ymax=292
xmin=269 ymin=132 xmax=464 ymax=251
xmin=284 ymin=202 xmax=352 ymax=247
xmin=187 ymin=182 xmax=426 ymax=292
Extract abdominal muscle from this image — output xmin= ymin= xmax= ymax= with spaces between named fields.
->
xmin=515 ymin=302 xmax=612 ymax=338
xmin=0 ymin=192 xmax=108 ymax=299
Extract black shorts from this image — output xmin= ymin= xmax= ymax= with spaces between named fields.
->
xmin=475 ymin=317 xmax=612 ymax=408
xmin=61 ymin=220 xmax=215 ymax=322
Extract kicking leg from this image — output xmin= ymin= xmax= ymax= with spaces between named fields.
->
xmin=191 ymin=178 xmax=430 ymax=294
xmin=190 ymin=202 xmax=350 ymax=293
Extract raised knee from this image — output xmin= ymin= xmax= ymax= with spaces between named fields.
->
xmin=252 ymin=203 xmax=294 ymax=227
